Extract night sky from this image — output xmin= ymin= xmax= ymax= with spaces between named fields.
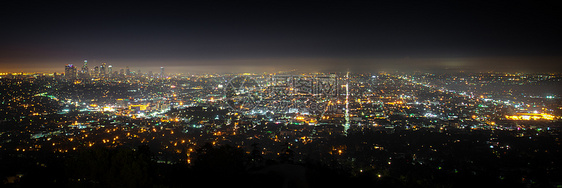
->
xmin=1 ymin=0 xmax=562 ymax=73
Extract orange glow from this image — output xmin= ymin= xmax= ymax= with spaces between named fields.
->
xmin=505 ymin=113 xmax=556 ymax=121
xmin=129 ymin=104 xmax=148 ymax=111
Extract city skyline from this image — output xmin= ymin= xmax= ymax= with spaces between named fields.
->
xmin=3 ymin=56 xmax=562 ymax=74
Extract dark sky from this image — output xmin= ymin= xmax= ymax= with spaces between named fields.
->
xmin=1 ymin=0 xmax=562 ymax=73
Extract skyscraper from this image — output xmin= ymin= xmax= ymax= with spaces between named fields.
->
xmin=160 ymin=67 xmax=164 ymax=78
xmin=126 ymin=66 xmax=130 ymax=76
xmin=65 ymin=64 xmax=77 ymax=80
xmin=108 ymin=65 xmax=113 ymax=78
xmin=94 ymin=66 xmax=99 ymax=78
xmin=80 ymin=60 xmax=89 ymax=79
xmin=100 ymin=62 xmax=106 ymax=77
xmin=82 ymin=60 xmax=88 ymax=74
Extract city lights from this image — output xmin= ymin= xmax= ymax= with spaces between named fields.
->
xmin=2 ymin=0 xmax=562 ymax=186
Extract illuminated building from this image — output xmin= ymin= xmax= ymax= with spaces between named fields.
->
xmin=81 ymin=59 xmax=89 ymax=79
xmin=505 ymin=113 xmax=556 ymax=121
xmin=100 ymin=62 xmax=106 ymax=77
xmin=129 ymin=104 xmax=149 ymax=112
xmin=160 ymin=67 xmax=164 ymax=78
xmin=116 ymin=98 xmax=129 ymax=107
xmin=64 ymin=64 xmax=77 ymax=80
xmin=108 ymin=65 xmax=113 ymax=77
xmin=94 ymin=66 xmax=99 ymax=78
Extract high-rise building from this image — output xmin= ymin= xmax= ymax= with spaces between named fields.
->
xmin=126 ymin=66 xmax=130 ymax=76
xmin=120 ymin=68 xmax=124 ymax=75
xmin=160 ymin=67 xmax=164 ymax=78
xmin=82 ymin=60 xmax=88 ymax=74
xmin=80 ymin=60 xmax=89 ymax=79
xmin=100 ymin=63 xmax=106 ymax=77
xmin=94 ymin=66 xmax=99 ymax=78
xmin=108 ymin=65 xmax=113 ymax=78
xmin=65 ymin=64 xmax=77 ymax=80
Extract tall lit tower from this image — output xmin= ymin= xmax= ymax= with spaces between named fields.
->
xmin=100 ymin=62 xmax=106 ymax=77
xmin=80 ymin=60 xmax=89 ymax=79
xmin=108 ymin=65 xmax=113 ymax=77
xmin=65 ymin=64 xmax=77 ymax=80
xmin=344 ymin=71 xmax=350 ymax=134
xmin=94 ymin=66 xmax=99 ymax=78
xmin=160 ymin=67 xmax=164 ymax=78
xmin=82 ymin=59 xmax=88 ymax=74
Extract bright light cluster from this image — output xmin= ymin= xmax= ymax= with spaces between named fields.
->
xmin=505 ymin=113 xmax=556 ymax=121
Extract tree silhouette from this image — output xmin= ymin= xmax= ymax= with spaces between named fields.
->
xmin=279 ymin=142 xmax=294 ymax=164
xmin=250 ymin=142 xmax=264 ymax=168
xmin=65 ymin=145 xmax=155 ymax=188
